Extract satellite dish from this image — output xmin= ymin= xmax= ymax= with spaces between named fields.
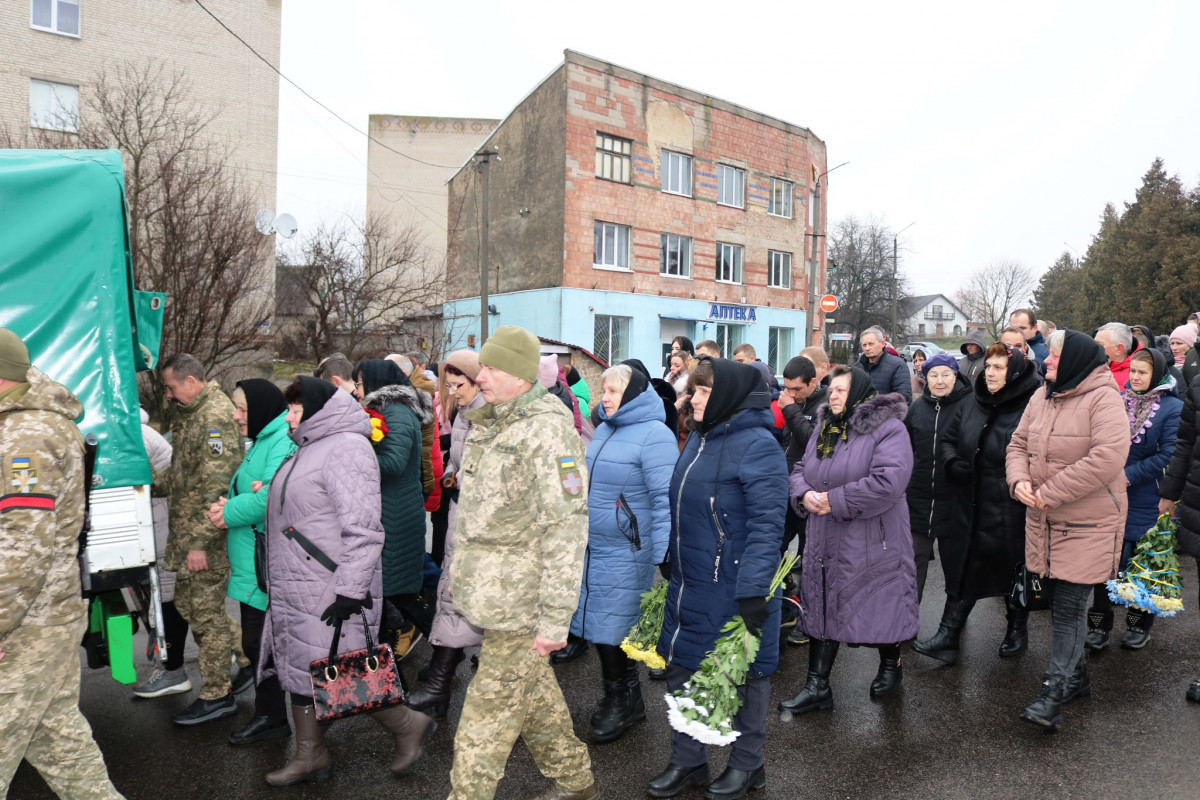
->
xmin=253 ymin=209 xmax=299 ymax=239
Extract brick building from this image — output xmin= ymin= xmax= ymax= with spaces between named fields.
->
xmin=444 ymin=50 xmax=829 ymax=374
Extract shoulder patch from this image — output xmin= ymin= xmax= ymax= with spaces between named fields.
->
xmin=9 ymin=454 xmax=39 ymax=494
xmin=208 ymin=429 xmax=225 ymax=457
xmin=0 ymin=492 xmax=55 ymax=513
xmin=558 ymin=456 xmax=583 ymax=497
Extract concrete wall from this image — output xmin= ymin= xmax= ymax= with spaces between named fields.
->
xmin=446 ymin=67 xmax=567 ymax=300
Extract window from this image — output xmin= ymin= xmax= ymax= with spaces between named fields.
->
xmin=716 ymin=242 xmax=744 ymax=284
xmin=29 ymin=79 xmax=79 ymax=132
xmin=595 ymin=133 xmax=631 ymax=183
xmin=953 ymin=325 xmax=963 ymax=336
xmin=593 ymin=221 xmax=631 ymax=270
xmin=768 ymin=250 xmax=792 ymax=289
xmin=768 ymin=327 xmax=793 ymax=375
xmin=594 ymin=315 xmax=630 ymax=364
xmin=31 ymin=0 xmax=79 ymax=36
xmin=662 ymin=150 xmax=692 ymax=197
xmin=715 ymin=324 xmax=741 ymax=357
xmin=717 ymin=165 xmax=745 ymax=208
xmin=660 ymin=234 xmax=692 ymax=278
xmin=918 ymin=324 xmax=926 ymax=336
xmin=769 ymin=178 xmax=793 ymax=218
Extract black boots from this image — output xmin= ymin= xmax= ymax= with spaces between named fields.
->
xmin=1062 ymin=652 xmax=1091 ymax=703
xmin=779 ymin=639 xmax=838 ymax=714
xmin=1085 ymin=608 xmax=1113 ymax=651
xmin=646 ymin=764 xmax=709 ymax=798
xmin=870 ymin=645 xmax=902 ymax=699
xmin=912 ymin=597 xmax=974 ymax=664
xmin=1021 ymin=677 xmax=1066 ymax=730
xmin=999 ymin=605 xmax=1029 ymax=658
xmin=1121 ymin=610 xmax=1154 ymax=650
xmin=550 ymin=633 xmax=589 ymax=664
xmin=406 ymin=645 xmax=463 ymax=717
xmin=706 ymin=765 xmax=766 ymax=799
xmin=590 ymin=644 xmax=645 ymax=743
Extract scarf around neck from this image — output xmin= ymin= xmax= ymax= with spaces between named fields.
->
xmin=817 ymin=367 xmax=876 ymax=459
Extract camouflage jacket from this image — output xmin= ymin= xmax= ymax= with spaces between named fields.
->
xmin=160 ymin=381 xmax=243 ymax=572
xmin=0 ymin=368 xmax=86 ymax=637
xmin=451 ymin=383 xmax=588 ymax=642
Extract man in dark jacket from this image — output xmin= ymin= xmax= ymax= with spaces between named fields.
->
xmin=958 ymin=329 xmax=988 ymax=385
xmin=856 ymin=326 xmax=911 ymax=401
xmin=1010 ymin=308 xmax=1048 ymax=364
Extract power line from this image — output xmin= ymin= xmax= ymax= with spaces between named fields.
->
xmin=193 ymin=0 xmax=458 ymax=170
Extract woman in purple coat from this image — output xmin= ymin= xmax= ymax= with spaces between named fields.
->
xmin=780 ymin=366 xmax=918 ymax=715
xmin=261 ymin=377 xmax=435 ymax=787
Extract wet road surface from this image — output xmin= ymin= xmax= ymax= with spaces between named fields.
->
xmin=12 ymin=561 xmax=1200 ymax=800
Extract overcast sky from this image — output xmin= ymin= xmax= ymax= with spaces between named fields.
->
xmin=271 ymin=0 xmax=1200 ymax=296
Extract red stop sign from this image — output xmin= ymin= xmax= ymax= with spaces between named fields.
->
xmin=820 ymin=295 xmax=839 ymax=313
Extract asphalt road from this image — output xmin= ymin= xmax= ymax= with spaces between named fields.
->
xmin=12 ymin=560 xmax=1200 ymax=800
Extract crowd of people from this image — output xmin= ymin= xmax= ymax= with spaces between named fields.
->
xmin=8 ymin=307 xmax=1200 ymax=800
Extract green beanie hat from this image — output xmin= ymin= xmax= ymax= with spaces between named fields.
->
xmin=0 ymin=328 xmax=31 ymax=382
xmin=478 ymin=326 xmax=540 ymax=384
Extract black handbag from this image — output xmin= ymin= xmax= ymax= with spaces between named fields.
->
xmin=1009 ymin=563 xmax=1052 ymax=611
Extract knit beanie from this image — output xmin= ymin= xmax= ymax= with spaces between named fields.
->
xmin=0 ymin=328 xmax=31 ymax=382
xmin=921 ymin=353 xmax=960 ymax=376
xmin=538 ymin=355 xmax=559 ymax=389
xmin=478 ymin=326 xmax=540 ymax=384
xmin=445 ymin=350 xmax=481 ymax=382
xmin=1171 ymin=325 xmax=1197 ymax=349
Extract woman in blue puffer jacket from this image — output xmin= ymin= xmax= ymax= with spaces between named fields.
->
xmin=570 ymin=363 xmax=677 ymax=744
xmin=649 ymin=357 xmax=787 ymax=800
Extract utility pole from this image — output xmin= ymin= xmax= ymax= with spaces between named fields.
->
xmin=891 ymin=221 xmax=916 ymax=339
xmin=476 ymin=150 xmax=497 ymax=345
xmin=808 ymin=161 xmax=849 ymax=347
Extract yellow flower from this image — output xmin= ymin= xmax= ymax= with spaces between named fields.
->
xmin=370 ymin=418 xmax=385 ymax=443
xmin=621 ymin=639 xmax=666 ymax=669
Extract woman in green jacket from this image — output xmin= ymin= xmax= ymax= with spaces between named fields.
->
xmin=207 ymin=378 xmax=295 ymax=745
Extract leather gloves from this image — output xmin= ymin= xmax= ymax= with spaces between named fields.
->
xmin=739 ymin=597 xmax=770 ymax=637
xmin=320 ymin=594 xmax=370 ymax=625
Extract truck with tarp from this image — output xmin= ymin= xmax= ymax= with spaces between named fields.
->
xmin=0 ymin=148 xmax=167 ymax=682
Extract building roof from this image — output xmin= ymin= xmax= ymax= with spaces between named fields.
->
xmin=900 ymin=293 xmax=969 ymax=319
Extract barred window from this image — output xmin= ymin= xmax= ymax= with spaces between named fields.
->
xmin=594 ymin=315 xmax=631 ymax=363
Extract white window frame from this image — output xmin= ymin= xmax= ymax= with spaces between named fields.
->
xmin=715 ymin=242 xmax=744 ymax=285
xmin=595 ymin=133 xmax=632 ymax=184
xmin=662 ymin=150 xmax=692 ymax=197
xmin=31 ymin=0 xmax=80 ymax=37
xmin=29 ymin=79 xmax=79 ymax=133
xmin=660 ymin=233 xmax=692 ymax=279
xmin=769 ymin=177 xmax=793 ymax=218
xmin=594 ymin=314 xmax=631 ymax=364
xmin=593 ymin=221 xmax=631 ymax=271
xmin=717 ymin=164 xmax=745 ymax=208
xmin=767 ymin=250 xmax=792 ymax=289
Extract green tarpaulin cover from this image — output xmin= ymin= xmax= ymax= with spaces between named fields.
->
xmin=0 ymin=149 xmax=152 ymax=488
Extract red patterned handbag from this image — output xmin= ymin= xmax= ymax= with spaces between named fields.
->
xmin=310 ymin=613 xmax=405 ymax=723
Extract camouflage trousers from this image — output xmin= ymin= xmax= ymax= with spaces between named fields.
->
xmin=174 ymin=567 xmax=232 ymax=700
xmin=0 ymin=615 xmax=125 ymax=799
xmin=447 ymin=629 xmax=593 ymax=800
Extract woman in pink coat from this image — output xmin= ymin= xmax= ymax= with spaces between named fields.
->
xmin=1006 ymin=329 xmax=1130 ymax=730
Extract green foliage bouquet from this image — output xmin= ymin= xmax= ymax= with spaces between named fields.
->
xmin=664 ymin=554 xmax=800 ymax=745
xmin=621 ymin=580 xmax=668 ymax=670
xmin=1107 ymin=513 xmax=1184 ymax=617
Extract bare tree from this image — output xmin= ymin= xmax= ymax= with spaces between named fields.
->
xmin=828 ymin=215 xmax=913 ymax=344
xmin=954 ymin=259 xmax=1038 ymax=341
xmin=278 ymin=214 xmax=450 ymax=364
xmin=4 ymin=60 xmax=273 ymax=402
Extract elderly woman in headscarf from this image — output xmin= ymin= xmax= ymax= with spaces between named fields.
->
xmin=568 ymin=362 xmax=677 ymax=745
xmin=647 ymin=357 xmax=787 ymax=800
xmin=1007 ymin=329 xmax=1129 ymax=730
xmin=781 ymin=366 xmax=917 ymax=715
xmin=206 ymin=379 xmax=296 ymax=744
xmin=914 ymin=343 xmax=1040 ymax=666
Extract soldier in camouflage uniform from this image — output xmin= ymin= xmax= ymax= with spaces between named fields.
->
xmin=157 ymin=354 xmax=244 ymax=726
xmin=447 ymin=326 xmax=599 ymax=800
xmin=0 ymin=328 xmax=125 ymax=799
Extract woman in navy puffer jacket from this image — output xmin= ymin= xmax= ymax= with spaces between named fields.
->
xmin=570 ymin=363 xmax=677 ymax=744
xmin=650 ymin=357 xmax=787 ymax=800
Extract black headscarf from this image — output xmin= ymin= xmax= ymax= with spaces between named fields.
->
xmin=616 ymin=359 xmax=651 ymax=408
xmin=693 ymin=357 xmax=771 ymax=435
xmin=1048 ymin=329 xmax=1108 ymax=397
xmin=816 ymin=367 xmax=876 ymax=459
xmin=296 ymin=376 xmax=338 ymax=425
xmin=236 ymin=378 xmax=287 ymax=440
xmin=1003 ymin=345 xmax=1028 ymax=386
xmin=355 ymin=359 xmax=410 ymax=397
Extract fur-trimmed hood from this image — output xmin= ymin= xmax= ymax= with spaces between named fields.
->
xmin=815 ymin=392 xmax=908 ymax=436
xmin=363 ymin=383 xmax=433 ymax=426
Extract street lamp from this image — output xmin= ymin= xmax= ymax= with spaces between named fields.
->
xmin=808 ymin=161 xmax=849 ymax=346
xmin=891 ymin=221 xmax=916 ymax=339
